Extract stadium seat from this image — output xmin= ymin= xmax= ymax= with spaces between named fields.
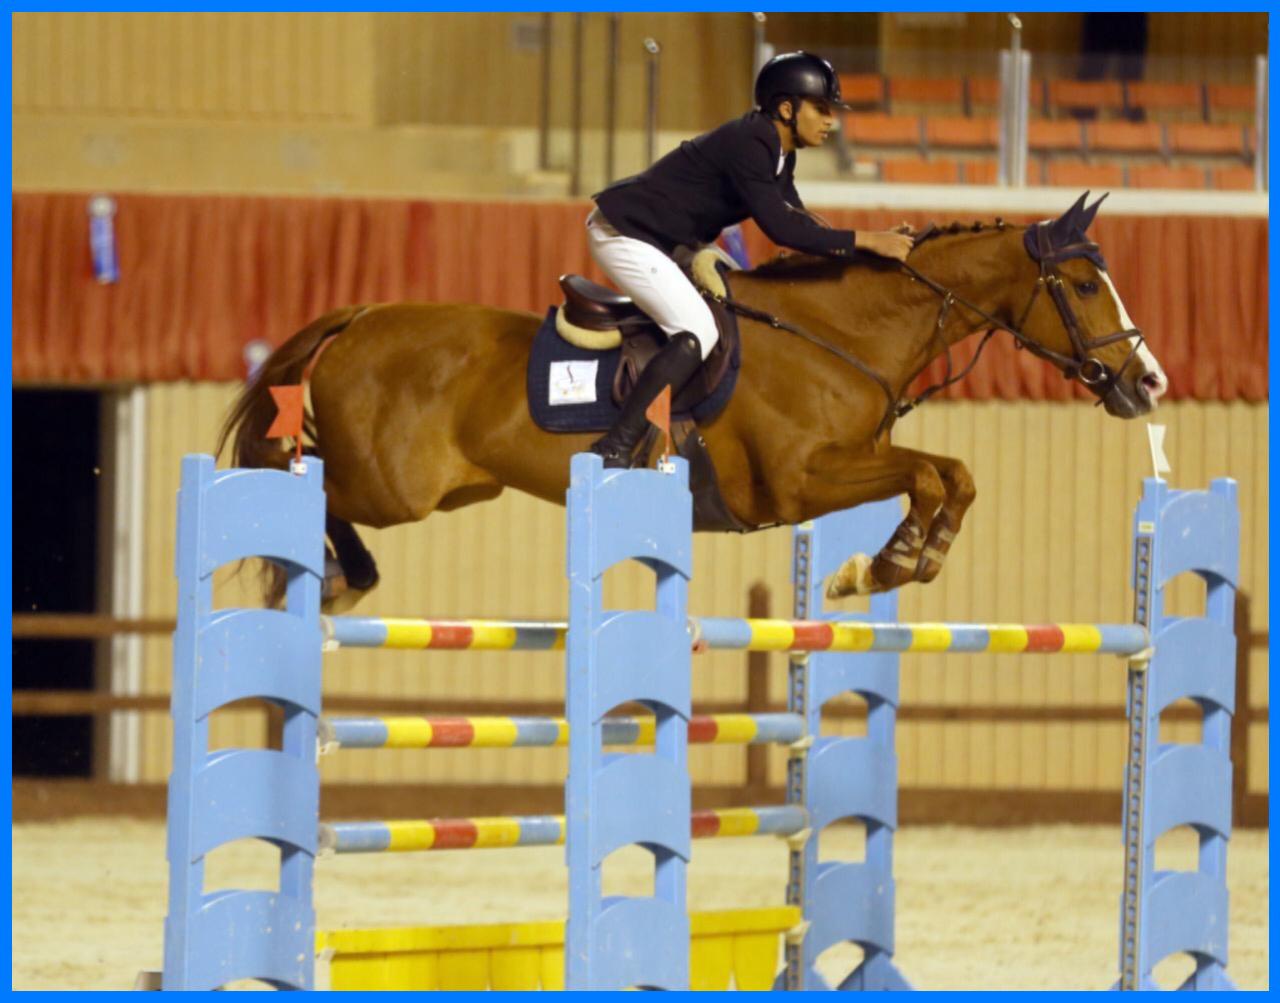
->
xmin=968 ymin=76 xmax=1046 ymax=114
xmin=1212 ymin=165 xmax=1258 ymax=191
xmin=1124 ymin=81 xmax=1204 ymax=120
xmin=964 ymin=159 xmax=1000 ymax=185
xmin=1207 ymin=83 xmax=1255 ymax=115
xmin=1085 ymin=121 xmax=1164 ymax=155
xmin=1046 ymin=79 xmax=1126 ymax=118
xmin=887 ymin=75 xmax=965 ymax=114
xmin=963 ymin=159 xmax=1045 ymax=185
xmin=844 ymin=113 xmax=923 ymax=149
xmin=1128 ymin=164 xmax=1207 ymax=190
xmin=925 ymin=116 xmax=999 ymax=150
xmin=880 ymin=158 xmax=961 ymax=184
xmin=1168 ymin=122 xmax=1250 ymax=157
xmin=837 ymin=74 xmax=886 ymax=110
xmin=1028 ymin=119 xmax=1085 ymax=153
xmin=1044 ymin=160 xmax=1125 ymax=188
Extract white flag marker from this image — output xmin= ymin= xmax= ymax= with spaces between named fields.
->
xmin=1146 ymin=423 xmax=1171 ymax=479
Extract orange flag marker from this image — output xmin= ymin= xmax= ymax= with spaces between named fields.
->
xmin=645 ymin=384 xmax=673 ymax=463
xmin=266 ymin=384 xmax=305 ymax=464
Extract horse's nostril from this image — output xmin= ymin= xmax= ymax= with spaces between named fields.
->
xmin=1139 ymin=372 xmax=1167 ymax=398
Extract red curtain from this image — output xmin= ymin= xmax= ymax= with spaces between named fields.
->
xmin=12 ymin=192 xmax=1268 ymax=401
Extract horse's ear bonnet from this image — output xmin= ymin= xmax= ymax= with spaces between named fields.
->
xmin=1025 ymin=191 xmax=1109 ymax=270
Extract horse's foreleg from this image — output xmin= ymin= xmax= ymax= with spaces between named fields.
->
xmin=795 ymin=447 xmax=946 ymax=597
xmin=888 ymin=449 xmax=976 ymax=584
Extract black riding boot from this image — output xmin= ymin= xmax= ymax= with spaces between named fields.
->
xmin=590 ymin=331 xmax=704 ymax=468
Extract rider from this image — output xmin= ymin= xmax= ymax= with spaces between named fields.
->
xmin=585 ymin=50 xmax=914 ymax=468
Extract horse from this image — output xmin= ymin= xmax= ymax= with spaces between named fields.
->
xmin=218 ymin=192 xmax=1167 ymax=609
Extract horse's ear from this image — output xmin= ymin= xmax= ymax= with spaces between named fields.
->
xmin=1080 ymin=192 xmax=1109 ymax=231
xmin=1048 ymin=191 xmax=1090 ymax=243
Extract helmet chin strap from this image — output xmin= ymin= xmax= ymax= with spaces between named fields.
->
xmin=778 ymin=98 xmax=806 ymax=149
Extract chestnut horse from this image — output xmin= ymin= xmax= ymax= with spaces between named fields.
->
xmin=219 ymin=193 xmax=1166 ymax=608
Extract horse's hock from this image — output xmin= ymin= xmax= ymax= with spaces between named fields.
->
xmin=155 ymin=451 xmax=1239 ymax=990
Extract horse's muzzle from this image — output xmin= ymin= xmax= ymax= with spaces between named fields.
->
xmin=1100 ymin=375 xmax=1156 ymax=418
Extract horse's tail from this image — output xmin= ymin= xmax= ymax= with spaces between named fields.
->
xmin=215 ymin=305 xmax=369 ymax=608
xmin=215 ymin=305 xmax=365 ymax=471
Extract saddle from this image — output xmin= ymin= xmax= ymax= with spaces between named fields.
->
xmin=548 ymin=251 xmax=752 ymax=533
xmin=556 ymin=262 xmax=740 ymax=416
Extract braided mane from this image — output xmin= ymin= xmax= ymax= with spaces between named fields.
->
xmin=745 ymin=217 xmax=1020 ymax=281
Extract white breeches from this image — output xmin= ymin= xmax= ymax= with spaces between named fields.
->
xmin=585 ymin=208 xmax=720 ymax=360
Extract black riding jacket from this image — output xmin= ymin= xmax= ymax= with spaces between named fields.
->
xmin=593 ymin=110 xmax=857 ymax=259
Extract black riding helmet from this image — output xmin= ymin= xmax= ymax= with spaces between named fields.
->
xmin=754 ymin=50 xmax=851 ymax=136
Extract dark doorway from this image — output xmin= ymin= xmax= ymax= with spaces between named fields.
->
xmin=12 ymin=389 xmax=102 ymax=776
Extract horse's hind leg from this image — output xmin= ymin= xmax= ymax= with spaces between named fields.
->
xmin=323 ymin=513 xmax=380 ymax=613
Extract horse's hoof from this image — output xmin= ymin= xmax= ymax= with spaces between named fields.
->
xmin=915 ymin=562 xmax=941 ymax=584
xmin=914 ymin=548 xmax=946 ymax=584
xmin=826 ymin=553 xmax=875 ymax=598
xmin=321 ymin=558 xmax=378 ymax=614
xmin=871 ymin=552 xmax=920 ymax=591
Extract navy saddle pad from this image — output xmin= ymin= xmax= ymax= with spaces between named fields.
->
xmin=526 ymin=307 xmax=740 ymax=434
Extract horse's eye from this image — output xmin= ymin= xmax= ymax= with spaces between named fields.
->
xmin=1076 ymin=281 xmax=1099 ymax=296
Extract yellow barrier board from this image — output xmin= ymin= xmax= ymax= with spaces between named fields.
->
xmin=317 ymin=906 xmax=800 ymax=991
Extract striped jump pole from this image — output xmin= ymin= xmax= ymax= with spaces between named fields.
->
xmin=319 ymin=805 xmax=808 ymax=855
xmin=325 ymin=614 xmax=1148 ymax=656
xmin=689 ymin=617 xmax=1149 ymax=655
xmin=319 ymin=712 xmax=806 ymax=751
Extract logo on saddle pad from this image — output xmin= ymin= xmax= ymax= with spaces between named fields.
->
xmin=548 ymin=360 xmax=599 ymax=406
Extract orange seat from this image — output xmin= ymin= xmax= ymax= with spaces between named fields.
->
xmin=880 ymin=158 xmax=961 ymax=185
xmin=888 ymin=76 xmax=965 ymax=106
xmin=1125 ymin=81 xmax=1203 ymax=116
xmin=1028 ymin=119 xmax=1084 ymax=152
xmin=964 ymin=159 xmax=1000 ymax=185
xmin=1207 ymin=83 xmax=1255 ymax=113
xmin=1168 ymin=123 xmax=1248 ymax=156
xmin=1212 ymin=166 xmax=1258 ymax=191
xmin=1086 ymin=121 xmax=1164 ymax=154
xmin=838 ymin=73 xmax=885 ymax=109
xmin=963 ymin=159 xmax=1045 ymax=185
xmin=1044 ymin=160 xmax=1125 ymax=189
xmin=844 ymin=113 xmax=922 ymax=148
xmin=1128 ymin=164 xmax=1206 ymax=190
xmin=1047 ymin=79 xmax=1126 ymax=116
xmin=925 ymin=116 xmax=999 ymax=149
xmin=968 ymin=76 xmax=1047 ymax=113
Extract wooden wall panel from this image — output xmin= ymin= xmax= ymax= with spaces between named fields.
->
xmin=14 ymin=12 xmax=1263 ymax=133
xmin=13 ymin=12 xmax=375 ymax=123
xmin=879 ymin=12 xmax=1082 ymax=77
xmin=1146 ymin=13 xmax=1268 ymax=64
xmin=877 ymin=12 xmax=1265 ymax=82
xmin=132 ymin=389 xmax=1268 ymax=802
xmin=375 ymin=12 xmax=753 ymax=131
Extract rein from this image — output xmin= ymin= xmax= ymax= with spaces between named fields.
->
xmin=710 ymin=222 xmax=1144 ymax=438
xmin=704 ymin=291 xmax=899 ymax=420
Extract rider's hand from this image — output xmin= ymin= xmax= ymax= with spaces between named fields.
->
xmin=855 ymin=230 xmax=914 ymax=262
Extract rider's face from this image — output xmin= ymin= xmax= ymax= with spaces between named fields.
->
xmin=793 ymin=98 xmax=835 ymax=147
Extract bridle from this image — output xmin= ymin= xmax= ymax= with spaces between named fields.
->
xmin=1011 ymin=221 xmax=1144 ymax=397
xmin=711 ymin=220 xmax=1145 ymax=438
